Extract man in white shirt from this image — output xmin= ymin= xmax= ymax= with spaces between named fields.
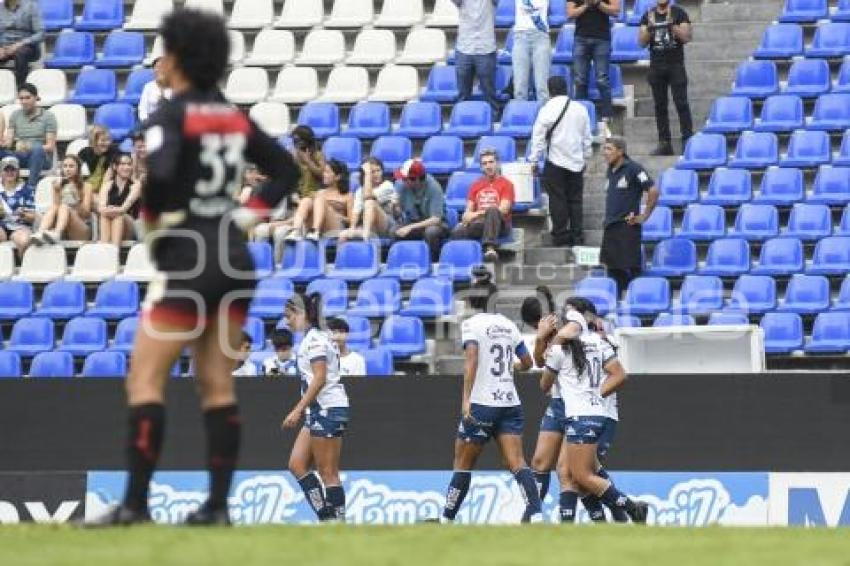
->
xmin=327 ymin=318 xmax=366 ymax=377
xmin=138 ymin=58 xmax=172 ymax=123
xmin=232 ymin=331 xmax=261 ymax=377
xmin=528 ymin=76 xmax=593 ymax=247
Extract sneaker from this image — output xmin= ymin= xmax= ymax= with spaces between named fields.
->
xmin=30 ymin=231 xmax=44 ymax=247
xmin=305 ymin=231 xmax=320 ymax=242
xmin=650 ymin=143 xmax=675 ymax=156
xmin=79 ymin=504 xmax=152 ymax=528
xmin=484 ymin=247 xmax=499 ymax=262
xmin=42 ymin=230 xmax=59 ymax=245
xmin=184 ymin=502 xmax=231 ymax=527
xmin=284 ymin=230 xmax=302 ymax=242
xmin=627 ymin=501 xmax=649 ymax=524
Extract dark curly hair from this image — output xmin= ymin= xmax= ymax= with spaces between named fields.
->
xmin=159 ymin=8 xmax=230 ymax=91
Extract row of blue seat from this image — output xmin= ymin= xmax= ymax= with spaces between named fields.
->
xmin=41 ymin=0 xmax=123 ymax=31
xmin=705 ymin=93 xmax=850 ymax=133
xmin=45 ymin=30 xmax=144 ymax=69
xmin=733 ymin=58 xmax=850 ymax=100
xmin=756 ymin=22 xmax=850 ymax=59
xmin=51 ymin=67 xmax=153 ymax=107
xmin=778 ymin=0 xmax=850 ymax=23
xmin=0 ymin=279 xmax=138 ymax=321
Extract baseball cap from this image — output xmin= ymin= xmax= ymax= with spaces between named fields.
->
xmin=1 ymin=156 xmax=20 ymax=170
xmin=394 ymin=159 xmax=426 ymax=181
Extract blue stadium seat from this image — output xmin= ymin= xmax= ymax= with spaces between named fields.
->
xmin=783 ymin=203 xmax=832 ymax=240
xmin=247 ymin=241 xmax=274 ymax=278
xmin=730 ymin=204 xmax=780 ymax=240
xmin=45 ymin=31 xmax=95 ymax=68
xmin=699 ymin=238 xmax=751 ymax=277
xmin=576 ymin=276 xmax=618 ymax=316
xmin=322 ymin=136 xmax=362 ymax=171
xmin=678 ymin=204 xmax=726 ymax=240
xmin=0 ymin=281 xmax=33 ymax=320
xmin=614 ymin=315 xmax=642 ymax=328
xmin=783 ymin=60 xmax=831 ymax=98
xmin=675 ymin=275 xmax=724 ymax=315
xmin=82 ymin=351 xmax=127 ymax=378
xmin=75 ymin=0 xmax=124 ymax=31
xmin=243 ymin=317 xmax=266 ymax=351
xmin=611 ymin=26 xmax=648 ymax=62
xmin=473 ymin=65 xmax=512 ymax=101
xmin=731 ymin=60 xmax=778 ymax=98
xmin=110 ymin=316 xmax=138 ymax=354
xmin=362 ymin=347 xmax=394 ymax=375
xmin=835 ymin=131 xmax=850 ymax=166
xmin=761 ymin=312 xmax=804 ymax=353
xmin=296 ymin=103 xmax=340 ymax=139
xmin=381 ymin=241 xmax=432 ymax=281
xmin=400 ymin=277 xmax=454 ymax=318
xmin=347 ymin=278 xmax=401 ymax=318
xmin=835 ymin=59 xmax=850 ymax=93
xmin=338 ymin=315 xmax=372 ymax=352
xmin=436 ymin=240 xmax=483 ymax=282
xmin=780 ymin=0 xmax=827 ymax=22
xmin=69 ymin=68 xmax=117 ymax=106
xmin=469 ymin=136 xmax=516 ymax=170
xmin=658 ymin=168 xmax=698 ymax=206
xmin=622 ymin=277 xmax=671 ymax=315
xmin=445 ymin=171 xmax=477 ymax=211
xmin=495 ymin=0 xmax=515 ymax=27
xmin=755 ymin=95 xmax=804 ymax=131
xmin=642 ymin=206 xmax=673 ymax=241
xmin=548 ymin=0 xmax=567 ymax=26
xmin=709 ymin=312 xmax=750 ymax=325
xmin=34 ymin=280 xmax=86 ymax=320
xmin=93 ymin=102 xmax=136 ymax=140
xmin=805 ymin=312 xmax=850 ymax=353
xmin=832 ymin=276 xmax=850 ymax=311
xmin=653 ymin=313 xmax=696 ymax=327
xmin=805 ymin=22 xmax=850 ymax=58
xmin=444 ymin=101 xmax=492 ymax=138
xmin=119 ymin=68 xmax=155 ymax=105
xmin=496 ymin=30 xmax=515 ymax=64
xmin=421 ymin=136 xmax=465 ymax=174
xmin=96 ymin=31 xmax=145 ymax=68
xmin=87 ymin=280 xmax=139 ymax=320
xmin=0 ymin=352 xmax=22 ymax=378
xmin=704 ymin=97 xmax=754 ymax=133
xmin=576 ymin=100 xmax=598 ymax=135
xmin=59 ymin=316 xmax=107 ymax=356
xmin=587 ymin=63 xmax=625 ymax=100
xmin=41 ymin=0 xmax=74 ymax=30
xmin=29 ymin=352 xmax=74 ymax=378
xmin=835 ymin=0 xmax=850 ymax=21
xmin=753 ymin=23 xmax=804 ymax=58
xmin=370 ymin=136 xmax=413 ymax=173
xmin=379 ymin=315 xmax=426 ymax=358
xmin=778 ymin=274 xmax=830 ymax=314
xmin=646 ymin=238 xmax=697 ymax=277
xmin=395 ymin=102 xmax=442 ymax=139
xmin=809 ymin=93 xmax=850 ymax=131
xmin=497 ymin=101 xmax=540 ymax=137
xmin=730 ymin=131 xmax=779 ymax=169
xmin=752 ymin=237 xmax=804 ymax=275
xmin=703 ymin=168 xmax=752 ymax=206
xmin=420 ymin=66 xmax=459 ymax=103
xmin=753 ymin=167 xmax=804 ymax=205
xmin=781 ymin=130 xmax=831 ymax=167
xmin=277 ymin=241 xmax=324 ymax=282
xmin=327 ymin=241 xmax=380 ymax=282
xmin=840 ymin=204 xmax=850 ymax=235
xmin=345 ymin=102 xmax=391 ymax=139
xmin=727 ymin=275 xmax=777 ymax=314
xmin=552 ymin=25 xmax=575 ymax=64
xmin=807 ymin=236 xmax=850 ymax=275
xmin=249 ymin=277 xmax=295 ymax=319
xmin=677 ymin=133 xmax=727 ymax=170
xmin=809 ymin=166 xmax=850 ymax=204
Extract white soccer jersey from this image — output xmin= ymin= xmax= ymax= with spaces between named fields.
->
xmin=339 ymin=350 xmax=367 ymax=377
xmin=462 ymin=313 xmax=529 ymax=407
xmin=232 ymin=360 xmax=260 ymax=377
xmin=600 ymin=333 xmax=620 ymax=421
xmin=262 ymin=353 xmax=298 ymax=376
xmin=296 ymin=328 xmax=349 ymax=412
xmin=545 ymin=332 xmax=617 ymax=419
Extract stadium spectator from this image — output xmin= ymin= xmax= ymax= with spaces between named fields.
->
xmin=98 ymin=153 xmax=140 ymax=246
xmin=639 ymin=0 xmax=693 ymax=155
xmin=232 ymin=332 xmax=261 ymax=377
xmin=392 ymin=159 xmax=448 ymax=262
xmin=0 ymin=0 xmax=44 ymax=87
xmin=287 ymin=158 xmax=353 ymax=241
xmin=274 ymin=126 xmax=325 ymax=241
xmin=0 ymin=83 xmax=56 ymax=190
xmin=78 ymin=125 xmax=119 ymax=197
xmin=513 ymin=0 xmax=551 ymax=102
xmin=599 ymin=137 xmax=658 ymax=294
xmin=567 ymin=0 xmax=620 ymax=136
xmin=138 ymin=57 xmax=172 ymax=123
xmin=262 ymin=328 xmax=297 ymax=376
xmin=236 ymin=163 xmax=267 ymax=205
xmin=339 ymin=157 xmax=400 ymax=243
xmin=31 ymin=155 xmax=92 ymax=245
xmin=328 ymin=318 xmax=366 ymax=377
xmin=0 ymin=155 xmax=36 ymax=256
xmin=130 ymin=130 xmax=147 ymax=184
xmin=452 ymin=0 xmax=500 ymax=111
xmin=528 ymin=76 xmax=592 ymax=247
xmin=451 ymin=149 xmax=514 ymax=263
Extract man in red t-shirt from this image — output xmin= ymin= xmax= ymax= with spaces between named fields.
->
xmin=451 ymin=149 xmax=514 ymax=262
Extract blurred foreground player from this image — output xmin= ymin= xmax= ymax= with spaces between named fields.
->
xmin=87 ymin=8 xmax=299 ymax=526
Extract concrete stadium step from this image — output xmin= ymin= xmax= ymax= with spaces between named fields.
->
xmin=496 ymin=263 xmax=594 ymax=286
xmin=700 ymin=0 xmax=784 ymax=23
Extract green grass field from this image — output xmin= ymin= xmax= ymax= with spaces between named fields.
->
xmin=1 ymin=525 xmax=849 ymax=566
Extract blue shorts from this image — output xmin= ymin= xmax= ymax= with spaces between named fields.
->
xmin=597 ymin=418 xmax=617 ymax=459
xmin=539 ymin=398 xmax=567 ymax=433
xmin=305 ymin=407 xmax=349 ymax=438
xmin=564 ymin=416 xmax=608 ymax=446
xmin=457 ymin=404 xmax=524 ymax=444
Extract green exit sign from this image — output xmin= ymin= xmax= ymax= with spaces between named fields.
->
xmin=574 ymin=246 xmax=601 ymax=266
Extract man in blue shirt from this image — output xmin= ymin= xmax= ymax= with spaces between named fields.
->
xmin=452 ymin=0 xmax=500 ymax=111
xmin=393 ymin=159 xmax=448 ymax=262
xmin=0 ymin=0 xmax=44 ymax=87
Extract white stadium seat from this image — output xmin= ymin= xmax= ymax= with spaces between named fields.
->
xmin=184 ymin=0 xmax=224 ymax=15
xmin=318 ymin=67 xmax=370 ymax=104
xmin=0 ymin=69 xmax=16 ymax=105
xmin=145 ymin=36 xmax=164 ymax=66
xmin=370 ymin=65 xmax=419 ymax=102
xmin=224 ymin=67 xmax=268 ymax=105
xmin=325 ymin=0 xmax=374 ymax=28
xmin=0 ymin=103 xmax=19 ymax=124
xmin=0 ymin=244 xmax=14 ymax=280
xmin=25 ymin=69 xmax=67 ymax=106
xmin=396 ymin=28 xmax=447 ymax=65
xmin=270 ymin=67 xmax=319 ymax=104
xmin=67 ymin=243 xmax=119 ymax=283
xmin=249 ymin=102 xmax=290 ymax=138
xmin=276 ymin=0 xmax=323 ymax=29
xmin=65 ymin=138 xmax=89 ymax=157
xmin=427 ymin=0 xmax=460 ymax=27
xmin=244 ymin=29 xmax=295 ymax=67
xmin=228 ymin=30 xmax=246 ymax=64
xmin=347 ymin=30 xmax=397 ymax=66
xmin=229 ymin=0 xmax=274 ymax=29
xmin=375 ymin=0 xmax=424 ymax=27
xmin=14 ymin=245 xmax=67 ymax=283
xmin=51 ymin=103 xmax=87 ymax=141
xmin=34 ymin=177 xmax=56 ymax=214
xmin=118 ymin=243 xmax=157 ymax=282
xmin=296 ymin=30 xmax=345 ymax=66
xmin=125 ymin=0 xmax=173 ymax=30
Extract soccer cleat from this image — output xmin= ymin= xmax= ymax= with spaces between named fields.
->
xmin=184 ymin=503 xmax=232 ymax=526
xmin=79 ymin=504 xmax=152 ymax=528
xmin=627 ymin=501 xmax=649 ymax=524
xmin=528 ymin=512 xmax=544 ymax=524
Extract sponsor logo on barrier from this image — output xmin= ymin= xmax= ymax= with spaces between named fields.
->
xmin=0 ymin=473 xmax=86 ymax=523
xmin=769 ymin=473 xmax=850 ymax=527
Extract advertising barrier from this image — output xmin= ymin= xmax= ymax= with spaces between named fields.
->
xmin=769 ymin=473 xmax=850 ymax=527
xmin=0 ymin=473 xmax=86 ymax=523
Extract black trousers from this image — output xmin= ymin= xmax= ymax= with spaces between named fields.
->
xmin=0 ymin=43 xmax=40 ymax=87
xmin=542 ymin=160 xmax=583 ymax=246
xmin=647 ymin=62 xmax=693 ymax=144
xmin=450 ymin=207 xmax=510 ymax=247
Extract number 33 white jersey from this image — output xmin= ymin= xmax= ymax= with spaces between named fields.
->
xmin=462 ymin=313 xmax=529 ymax=407
xmin=545 ymin=333 xmax=617 ymax=419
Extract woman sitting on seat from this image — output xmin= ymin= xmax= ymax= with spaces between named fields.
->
xmin=31 ymin=155 xmax=93 ymax=245
xmin=98 ymin=153 xmax=141 ymax=246
xmin=287 ymin=159 xmax=354 ymax=241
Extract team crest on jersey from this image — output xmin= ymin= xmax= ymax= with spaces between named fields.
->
xmin=485 ymin=325 xmax=513 ymax=340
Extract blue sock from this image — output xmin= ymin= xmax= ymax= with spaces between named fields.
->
xmin=297 ymin=472 xmax=328 ymax=520
xmin=533 ymin=470 xmax=551 ymax=501
xmin=443 ymin=471 xmax=471 ymax=520
xmin=514 ymin=468 xmax=543 ymax=520
xmin=600 ymin=484 xmax=637 ymax=515
xmin=597 ymin=468 xmax=629 ymax=522
xmin=559 ymin=491 xmax=578 ymax=523
xmin=581 ymin=494 xmax=607 ymax=522
xmin=325 ymin=485 xmax=346 ymax=520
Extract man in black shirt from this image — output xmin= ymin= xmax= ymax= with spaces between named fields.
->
xmin=639 ymin=0 xmax=693 ymax=155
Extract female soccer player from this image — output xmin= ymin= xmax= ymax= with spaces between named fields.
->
xmin=438 ymin=271 xmax=542 ymax=523
xmin=89 ymin=8 xmax=300 ymax=526
xmin=283 ymin=293 xmax=349 ymax=522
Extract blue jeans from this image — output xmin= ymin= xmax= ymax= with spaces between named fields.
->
xmin=6 ymin=143 xmax=53 ymax=189
xmin=512 ymin=29 xmax=551 ymax=102
xmin=573 ymin=36 xmax=613 ymax=119
xmin=455 ymin=50 xmax=500 ymax=111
